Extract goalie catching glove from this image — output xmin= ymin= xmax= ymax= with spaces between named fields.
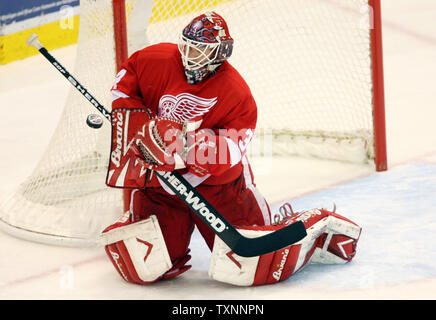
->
xmin=133 ymin=117 xmax=187 ymax=172
xmin=134 ymin=116 xmax=236 ymax=177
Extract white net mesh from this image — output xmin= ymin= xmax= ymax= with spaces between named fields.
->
xmin=0 ymin=0 xmax=379 ymax=246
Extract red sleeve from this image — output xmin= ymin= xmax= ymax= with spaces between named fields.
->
xmin=111 ymin=51 xmax=153 ymax=112
xmin=217 ymin=91 xmax=256 ymax=166
xmin=187 ymin=91 xmax=257 ymax=177
xmin=220 ymin=91 xmax=257 ymax=153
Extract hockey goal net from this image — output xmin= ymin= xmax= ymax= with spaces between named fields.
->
xmin=0 ymin=0 xmax=386 ymax=246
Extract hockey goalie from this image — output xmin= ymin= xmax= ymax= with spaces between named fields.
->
xmin=99 ymin=12 xmax=362 ymax=286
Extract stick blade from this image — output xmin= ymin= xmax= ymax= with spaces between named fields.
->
xmin=231 ymin=221 xmax=307 ymax=257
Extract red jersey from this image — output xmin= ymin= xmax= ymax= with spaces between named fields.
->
xmin=111 ymin=43 xmax=257 ymax=186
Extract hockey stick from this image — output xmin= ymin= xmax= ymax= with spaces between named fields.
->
xmin=26 ymin=33 xmax=307 ymax=257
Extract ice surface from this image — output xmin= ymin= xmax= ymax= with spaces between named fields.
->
xmin=270 ymin=163 xmax=436 ymax=289
xmin=0 ymin=0 xmax=435 ymax=300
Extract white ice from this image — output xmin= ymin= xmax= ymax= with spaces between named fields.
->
xmin=0 ymin=0 xmax=436 ymax=299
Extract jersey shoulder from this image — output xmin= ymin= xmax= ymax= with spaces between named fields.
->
xmin=215 ymin=61 xmax=253 ymax=99
xmin=134 ymin=43 xmax=181 ymax=68
xmin=207 ymin=62 xmax=258 ymax=127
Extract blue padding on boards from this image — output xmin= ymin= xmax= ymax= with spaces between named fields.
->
xmin=0 ymin=0 xmax=79 ymax=25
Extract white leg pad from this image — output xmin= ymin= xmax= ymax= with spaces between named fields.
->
xmin=208 ymin=229 xmax=262 ymax=286
xmin=310 ymin=215 xmax=362 ymax=264
xmin=100 ymin=215 xmax=172 ymax=282
xmin=208 ymin=217 xmax=332 ymax=286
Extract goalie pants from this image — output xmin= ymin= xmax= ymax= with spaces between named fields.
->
xmin=126 ymin=172 xmax=272 ymax=263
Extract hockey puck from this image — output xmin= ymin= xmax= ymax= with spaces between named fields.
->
xmin=86 ymin=114 xmax=103 ymax=129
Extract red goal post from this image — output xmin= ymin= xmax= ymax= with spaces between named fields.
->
xmin=369 ymin=0 xmax=387 ymax=171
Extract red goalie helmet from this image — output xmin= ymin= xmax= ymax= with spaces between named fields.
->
xmin=178 ymin=12 xmax=234 ymax=84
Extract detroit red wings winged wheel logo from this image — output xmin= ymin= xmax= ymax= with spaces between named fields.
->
xmin=158 ymin=93 xmax=217 ymax=121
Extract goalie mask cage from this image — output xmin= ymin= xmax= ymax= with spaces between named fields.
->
xmin=0 ymin=0 xmax=387 ymax=246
